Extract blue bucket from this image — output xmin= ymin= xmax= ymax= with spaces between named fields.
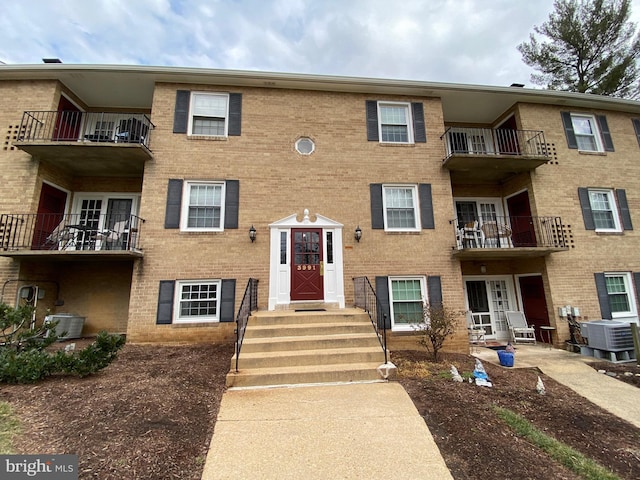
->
xmin=497 ymin=350 xmax=515 ymax=367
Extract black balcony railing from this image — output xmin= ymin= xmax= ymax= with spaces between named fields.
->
xmin=441 ymin=127 xmax=548 ymax=160
xmin=0 ymin=213 xmax=144 ymax=253
xmin=452 ymin=216 xmax=567 ymax=250
xmin=18 ymin=111 xmax=154 ymax=149
xmin=235 ymin=278 xmax=259 ymax=372
xmin=353 ymin=276 xmax=388 ymax=364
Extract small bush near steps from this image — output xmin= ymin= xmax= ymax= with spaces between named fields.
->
xmin=0 ymin=303 xmax=125 ymax=384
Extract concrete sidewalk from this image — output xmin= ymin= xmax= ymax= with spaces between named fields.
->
xmin=201 ymin=382 xmax=453 ymax=480
xmin=473 ymin=345 xmax=640 ymax=429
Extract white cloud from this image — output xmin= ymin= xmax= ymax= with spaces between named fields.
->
xmin=1 ymin=0 xmax=638 ymax=87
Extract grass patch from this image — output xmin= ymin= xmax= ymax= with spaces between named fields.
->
xmin=0 ymin=401 xmax=21 ymax=454
xmin=494 ymin=406 xmax=620 ymax=480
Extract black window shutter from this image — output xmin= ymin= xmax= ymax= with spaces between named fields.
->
xmin=412 ymin=102 xmax=427 ymax=143
xmin=228 ymin=93 xmax=242 ymax=136
xmin=173 ymin=90 xmax=190 ymax=134
xmin=366 ymin=100 xmax=379 ymax=141
xmin=370 ymin=184 xmax=384 ymax=229
xmin=634 ymin=273 xmax=640 ymax=310
xmin=594 ymin=273 xmax=612 ymax=320
xmin=375 ymin=276 xmax=391 ymax=329
xmin=427 ymin=276 xmax=442 ymax=308
xmin=578 ymin=187 xmax=595 ymax=230
xmin=224 ymin=180 xmax=240 ymax=229
xmin=596 ymin=115 xmax=614 ymax=152
xmin=156 ymin=281 xmax=175 ymax=324
xmin=164 ymin=179 xmax=183 ymax=229
xmin=220 ymin=279 xmax=236 ymax=322
xmin=616 ymin=189 xmax=633 ymax=230
xmin=561 ymin=112 xmax=578 ymax=149
xmin=419 ymin=184 xmax=435 ymax=229
xmin=632 ymin=119 xmax=640 ymax=147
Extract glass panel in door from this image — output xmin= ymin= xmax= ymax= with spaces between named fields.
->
xmin=489 ymin=280 xmax=511 ymax=336
xmin=466 ymin=280 xmax=493 ymax=335
xmin=104 ymin=199 xmax=133 ymax=250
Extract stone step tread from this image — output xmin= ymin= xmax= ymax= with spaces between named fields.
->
xmin=230 ymin=362 xmax=384 ymax=376
xmin=236 ymin=346 xmax=384 ymax=360
xmin=249 ymin=315 xmax=372 ymax=326
xmin=245 ymin=322 xmax=374 ymax=337
xmin=243 ymin=332 xmax=378 ymax=345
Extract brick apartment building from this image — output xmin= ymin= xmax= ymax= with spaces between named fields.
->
xmin=0 ymin=63 xmax=639 ymax=355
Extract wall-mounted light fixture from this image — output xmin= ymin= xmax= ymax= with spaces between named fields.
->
xmin=249 ymin=225 xmax=257 ymax=243
xmin=480 ymin=264 xmax=487 ymax=274
xmin=354 ymin=226 xmax=362 ymax=242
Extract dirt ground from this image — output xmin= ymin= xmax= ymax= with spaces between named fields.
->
xmin=0 ymin=341 xmax=639 ymax=480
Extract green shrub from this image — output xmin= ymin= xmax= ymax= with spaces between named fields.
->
xmin=0 ymin=303 xmax=125 ymax=383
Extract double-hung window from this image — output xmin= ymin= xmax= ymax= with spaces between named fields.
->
xmin=174 ymin=280 xmax=221 ymax=323
xmin=389 ymin=277 xmax=426 ymax=331
xmin=570 ymin=114 xmax=602 ymax=152
xmin=189 ymin=92 xmax=229 ymax=136
xmin=588 ymin=189 xmax=621 ymax=231
xmin=378 ymin=102 xmax=413 ymax=143
xmin=383 ymin=185 xmax=420 ymax=231
xmin=604 ymin=273 xmax=637 ymax=319
xmin=181 ymin=181 xmax=225 ymax=231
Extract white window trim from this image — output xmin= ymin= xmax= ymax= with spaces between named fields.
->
xmin=174 ymin=279 xmax=222 ymax=323
xmin=187 ymin=92 xmax=230 ymax=137
xmin=588 ymin=188 xmax=622 ymax=232
xmin=570 ymin=113 xmax=603 ymax=152
xmin=605 ymin=272 xmax=638 ymax=321
xmin=377 ymin=101 xmax=414 ymax=144
xmin=180 ymin=181 xmax=226 ymax=232
xmin=389 ymin=276 xmax=427 ymax=332
xmin=382 ymin=184 xmax=421 ymax=232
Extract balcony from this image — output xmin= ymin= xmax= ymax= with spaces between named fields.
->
xmin=441 ymin=127 xmax=549 ymax=183
xmin=14 ymin=111 xmax=155 ymax=176
xmin=451 ymin=216 xmax=568 ymax=259
xmin=0 ymin=213 xmax=144 ymax=260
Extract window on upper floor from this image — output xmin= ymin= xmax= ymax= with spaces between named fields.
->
xmin=164 ymin=179 xmax=239 ymax=231
xmin=561 ymin=112 xmax=614 ymax=152
xmin=370 ymin=183 xmax=434 ymax=231
xmin=578 ymin=187 xmax=632 ymax=233
xmin=383 ymin=185 xmax=420 ymax=231
xmin=173 ymin=90 xmax=242 ymax=136
xmin=365 ymin=100 xmax=426 ymax=144
xmin=181 ymin=181 xmax=225 ymax=231
xmin=189 ymin=93 xmax=229 ymax=136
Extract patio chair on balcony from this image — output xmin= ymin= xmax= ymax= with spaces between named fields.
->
xmin=44 ymin=219 xmax=74 ymax=250
xmin=481 ymin=221 xmax=512 ymax=248
xmin=459 ymin=220 xmax=481 ymax=248
xmin=96 ymin=220 xmax=128 ymax=250
xmin=115 ymin=118 xmax=149 ymax=144
xmin=505 ymin=311 xmax=536 ymax=344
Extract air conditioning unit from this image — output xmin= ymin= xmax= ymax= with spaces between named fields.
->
xmin=580 ymin=320 xmax=634 ymax=351
xmin=44 ymin=314 xmax=85 ymax=341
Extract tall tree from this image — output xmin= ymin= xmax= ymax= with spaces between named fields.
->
xmin=518 ymin=0 xmax=640 ymax=98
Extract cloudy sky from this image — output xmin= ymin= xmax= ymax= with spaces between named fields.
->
xmin=1 ymin=0 xmax=639 ymax=88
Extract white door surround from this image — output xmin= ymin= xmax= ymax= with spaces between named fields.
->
xmin=268 ymin=209 xmax=345 ymax=310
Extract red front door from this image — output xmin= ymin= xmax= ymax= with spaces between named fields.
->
xmin=54 ymin=96 xmax=82 ymax=141
xmin=291 ymin=228 xmax=324 ymax=301
xmin=519 ymin=275 xmax=550 ymax=342
xmin=507 ymin=191 xmax=537 ymax=247
xmin=32 ymin=183 xmax=68 ymax=249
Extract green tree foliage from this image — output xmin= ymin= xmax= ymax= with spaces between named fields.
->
xmin=415 ymin=302 xmax=461 ymax=363
xmin=518 ymin=0 xmax=640 ymax=98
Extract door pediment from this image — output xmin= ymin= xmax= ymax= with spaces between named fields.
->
xmin=269 ymin=209 xmax=343 ymax=229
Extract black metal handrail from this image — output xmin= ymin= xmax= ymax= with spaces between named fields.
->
xmin=440 ymin=127 xmax=548 ymax=160
xmin=353 ymin=276 xmax=388 ymax=364
xmin=235 ymin=278 xmax=259 ymax=372
xmin=451 ymin=215 xmax=567 ymax=250
xmin=0 ymin=213 xmax=144 ymax=252
xmin=18 ymin=111 xmax=154 ymax=149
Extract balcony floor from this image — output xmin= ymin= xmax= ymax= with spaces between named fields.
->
xmin=0 ymin=249 xmax=143 ymax=261
xmin=452 ymin=246 xmax=568 ymax=259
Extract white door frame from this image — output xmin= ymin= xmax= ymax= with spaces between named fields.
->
xmin=463 ymin=275 xmax=517 ymax=341
xmin=268 ymin=209 xmax=345 ymax=310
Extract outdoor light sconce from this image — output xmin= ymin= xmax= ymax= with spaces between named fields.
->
xmin=480 ymin=264 xmax=487 ymax=274
xmin=249 ymin=225 xmax=257 ymax=243
xmin=354 ymin=226 xmax=362 ymax=242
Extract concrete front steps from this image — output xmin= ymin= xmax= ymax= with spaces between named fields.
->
xmin=226 ymin=307 xmax=393 ymax=388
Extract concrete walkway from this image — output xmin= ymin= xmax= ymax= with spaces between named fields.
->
xmin=201 ymin=382 xmax=453 ymax=480
xmin=473 ymin=345 xmax=640 ymax=429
